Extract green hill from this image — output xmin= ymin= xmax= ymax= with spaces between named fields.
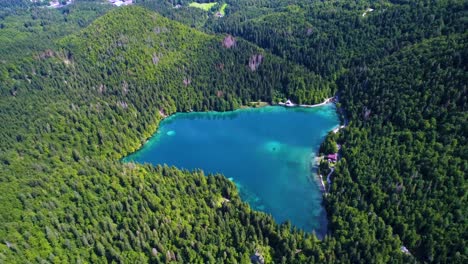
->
xmin=0 ymin=2 xmax=466 ymax=263
xmin=332 ymin=33 xmax=467 ymax=263
xmin=207 ymin=0 xmax=467 ymax=80
xmin=0 ymin=6 xmax=339 ymax=263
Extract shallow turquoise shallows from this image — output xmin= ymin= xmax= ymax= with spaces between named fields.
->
xmin=124 ymin=104 xmax=339 ymax=237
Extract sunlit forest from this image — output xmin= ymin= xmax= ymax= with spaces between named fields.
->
xmin=0 ymin=0 xmax=466 ymax=263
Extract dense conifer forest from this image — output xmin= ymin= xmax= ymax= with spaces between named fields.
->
xmin=0 ymin=0 xmax=466 ymax=263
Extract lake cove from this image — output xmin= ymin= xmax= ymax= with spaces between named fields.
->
xmin=124 ymin=104 xmax=340 ymax=237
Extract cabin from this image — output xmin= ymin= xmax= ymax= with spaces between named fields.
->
xmin=277 ymin=99 xmax=295 ymax=107
xmin=49 ymin=1 xmax=60 ymax=8
xmin=250 ymin=249 xmax=265 ymax=264
xmin=285 ymin=99 xmax=294 ymax=106
xmin=400 ymin=246 xmax=411 ymax=255
xmin=327 ymin=153 xmax=338 ymax=162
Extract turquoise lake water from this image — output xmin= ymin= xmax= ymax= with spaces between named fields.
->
xmin=124 ymin=104 xmax=339 ymax=236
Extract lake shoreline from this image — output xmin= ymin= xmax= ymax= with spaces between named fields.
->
xmin=277 ymin=97 xmax=335 ymax=108
xmin=123 ymin=98 xmax=339 ymax=238
xmin=245 ymin=97 xmax=335 ymax=109
xmin=122 ymin=99 xmax=339 ymax=235
xmin=126 ymin=97 xmax=340 ymax=196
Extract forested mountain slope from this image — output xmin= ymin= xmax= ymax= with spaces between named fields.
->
xmin=0 ymin=6 xmax=348 ymax=263
xmin=0 ymin=0 xmax=112 ymax=61
xmin=330 ymin=34 xmax=467 ymax=263
xmin=0 ymin=1 xmax=466 ymax=263
xmin=207 ymin=0 xmax=467 ymax=79
xmin=146 ymin=0 xmax=467 ymax=262
xmin=142 ymin=0 xmax=466 ymax=80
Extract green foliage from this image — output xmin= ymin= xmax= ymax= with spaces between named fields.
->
xmin=333 ymin=34 xmax=467 ymax=263
xmin=0 ymin=0 xmax=31 ymax=9
xmin=189 ymin=2 xmax=217 ymax=11
xmin=320 ymin=133 xmax=338 ymax=155
xmin=219 ymin=3 xmax=228 ymax=16
xmin=189 ymin=0 xmax=466 ymax=80
xmin=0 ymin=5 xmax=333 ymax=263
xmin=0 ymin=0 xmax=112 ymax=61
xmin=139 ymin=0 xmax=212 ymax=28
xmin=0 ymin=0 xmax=466 ymax=263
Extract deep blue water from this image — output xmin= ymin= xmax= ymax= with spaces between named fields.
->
xmin=124 ymin=104 xmax=339 ymax=236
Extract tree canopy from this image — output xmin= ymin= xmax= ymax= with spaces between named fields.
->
xmin=0 ymin=1 xmax=466 ymax=263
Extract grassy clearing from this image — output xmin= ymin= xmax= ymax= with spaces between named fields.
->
xmin=188 ymin=2 xmax=217 ymax=11
xmin=243 ymin=101 xmax=269 ymax=108
xmin=219 ymin=3 xmax=228 ymax=15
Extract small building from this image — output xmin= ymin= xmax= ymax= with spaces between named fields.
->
xmin=250 ymin=249 xmax=265 ymax=264
xmin=400 ymin=246 xmax=411 ymax=255
xmin=327 ymin=153 xmax=338 ymax=162
xmin=285 ymin=99 xmax=294 ymax=107
xmin=49 ymin=1 xmax=60 ymax=8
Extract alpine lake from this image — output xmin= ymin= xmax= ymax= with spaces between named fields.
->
xmin=123 ymin=104 xmax=340 ymax=237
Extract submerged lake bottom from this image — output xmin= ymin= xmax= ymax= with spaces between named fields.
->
xmin=124 ymin=104 xmax=340 ymax=237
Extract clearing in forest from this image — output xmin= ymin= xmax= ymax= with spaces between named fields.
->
xmin=189 ymin=2 xmax=217 ymax=11
xmin=219 ymin=3 xmax=228 ymax=16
